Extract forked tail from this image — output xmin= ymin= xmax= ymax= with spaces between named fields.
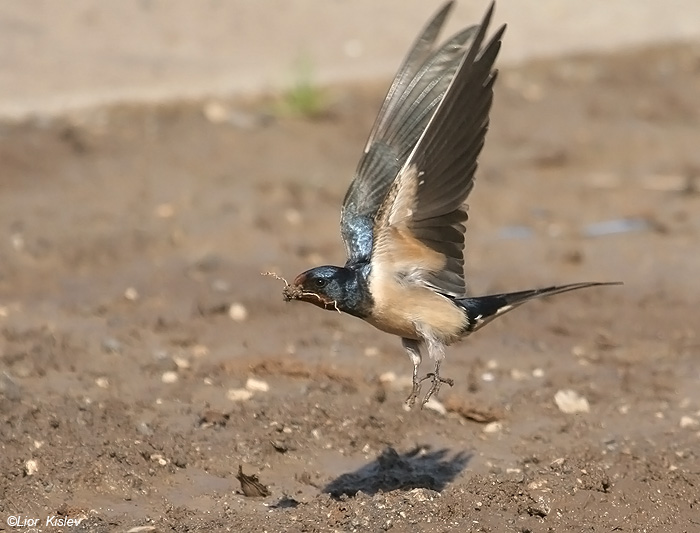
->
xmin=456 ymin=282 xmax=622 ymax=334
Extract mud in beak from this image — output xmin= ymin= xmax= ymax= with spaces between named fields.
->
xmin=282 ymin=272 xmax=334 ymax=310
xmin=282 ymin=282 xmax=304 ymax=302
xmin=281 ymin=272 xmax=311 ymax=302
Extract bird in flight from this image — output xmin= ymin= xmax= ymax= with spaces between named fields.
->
xmin=280 ymin=1 xmax=620 ymax=407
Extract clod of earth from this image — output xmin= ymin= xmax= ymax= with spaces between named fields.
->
xmin=236 ymin=465 xmax=270 ymax=497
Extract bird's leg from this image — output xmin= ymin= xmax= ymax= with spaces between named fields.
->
xmin=416 ymin=325 xmax=453 ymax=407
xmin=402 ymin=338 xmax=423 ymax=408
xmin=420 ymin=360 xmax=454 ymax=407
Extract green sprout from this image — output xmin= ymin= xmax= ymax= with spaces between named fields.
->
xmin=277 ymin=55 xmax=327 ymax=119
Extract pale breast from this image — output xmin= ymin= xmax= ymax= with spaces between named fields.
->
xmin=366 ymin=272 xmax=467 ymax=343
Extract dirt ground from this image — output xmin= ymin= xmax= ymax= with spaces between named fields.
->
xmin=1 ymin=43 xmax=699 ymax=532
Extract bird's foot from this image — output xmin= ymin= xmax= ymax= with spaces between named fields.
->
xmin=405 ymin=371 xmax=454 ymax=409
xmin=419 ymin=371 xmax=454 ymax=407
xmin=405 ymin=378 xmax=423 ymax=409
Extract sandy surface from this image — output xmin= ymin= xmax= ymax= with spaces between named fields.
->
xmin=2 ymin=1 xmax=700 ymax=119
xmin=1 ymin=38 xmax=699 ymax=531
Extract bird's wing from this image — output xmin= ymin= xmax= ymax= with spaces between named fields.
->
xmin=371 ymin=3 xmax=504 ymax=297
xmin=340 ymin=1 xmax=482 ymax=263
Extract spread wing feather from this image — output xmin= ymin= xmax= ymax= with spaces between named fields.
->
xmin=372 ymin=3 xmax=505 ymax=297
xmin=341 ymin=1 xmax=482 ymax=263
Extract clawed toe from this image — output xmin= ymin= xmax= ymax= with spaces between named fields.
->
xmin=405 ymin=380 xmax=422 ymax=408
xmin=405 ymin=371 xmax=454 ymax=408
xmin=421 ymin=372 xmax=454 ymax=406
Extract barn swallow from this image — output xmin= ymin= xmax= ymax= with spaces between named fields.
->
xmin=283 ymin=1 xmax=620 ymax=407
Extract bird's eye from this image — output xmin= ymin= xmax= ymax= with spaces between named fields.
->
xmin=314 ymin=278 xmax=327 ymax=288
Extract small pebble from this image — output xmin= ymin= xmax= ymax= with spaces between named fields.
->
xmin=423 ymin=397 xmax=446 ymax=415
xmin=95 ymin=377 xmax=109 ymax=389
xmin=532 ymin=368 xmax=545 ymax=378
xmin=24 ymin=459 xmax=39 ymax=476
xmin=364 ymin=346 xmax=380 ymax=357
xmin=379 ymin=371 xmax=396 ymax=383
xmin=150 ymin=453 xmax=168 ymax=466
xmin=227 ymin=388 xmax=253 ymax=402
xmin=203 ymin=101 xmax=229 ymax=123
xmin=124 ymin=287 xmax=140 ymax=301
xmin=229 ymin=303 xmax=248 ymax=322
xmin=161 ymin=371 xmax=178 ymax=384
xmin=136 ymin=422 xmax=154 ymax=436
xmin=191 ymin=344 xmax=209 ymax=358
xmin=483 ymin=421 xmax=502 ymax=434
xmin=127 ymin=527 xmax=156 ymax=533
xmin=246 ymin=377 xmax=269 ymax=392
xmin=680 ymin=416 xmax=698 ymax=429
xmin=481 ymin=372 xmax=495 ymax=382
xmin=528 ymin=479 xmax=548 ymax=490
xmin=173 ymin=356 xmax=190 ymax=370
xmin=554 ymin=389 xmax=590 ymax=414
xmin=409 ymin=488 xmax=432 ymax=502
xmin=571 ymin=345 xmax=586 ymax=357
xmin=101 ymin=337 xmax=122 ymax=354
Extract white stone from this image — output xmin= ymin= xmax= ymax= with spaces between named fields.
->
xmin=246 ymin=377 xmax=269 ymax=392
xmin=228 ymin=303 xmax=248 ymax=322
xmin=124 ymin=286 xmax=140 ymax=300
xmin=24 ymin=459 xmax=39 ymax=475
xmin=161 ymin=371 xmax=178 ymax=384
xmin=680 ymin=416 xmax=698 ymax=429
xmin=554 ymin=389 xmax=590 ymax=414
xmin=483 ymin=421 xmax=502 ymax=434
xmin=227 ymin=388 xmax=253 ymax=402
xmin=423 ymin=397 xmax=446 ymax=415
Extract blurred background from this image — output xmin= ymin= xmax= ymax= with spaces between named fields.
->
xmin=2 ymin=0 xmax=700 ymax=119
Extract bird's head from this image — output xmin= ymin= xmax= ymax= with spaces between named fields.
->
xmin=284 ymin=265 xmax=351 ymax=312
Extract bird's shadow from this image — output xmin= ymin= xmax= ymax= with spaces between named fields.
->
xmin=323 ymin=446 xmax=471 ymax=498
